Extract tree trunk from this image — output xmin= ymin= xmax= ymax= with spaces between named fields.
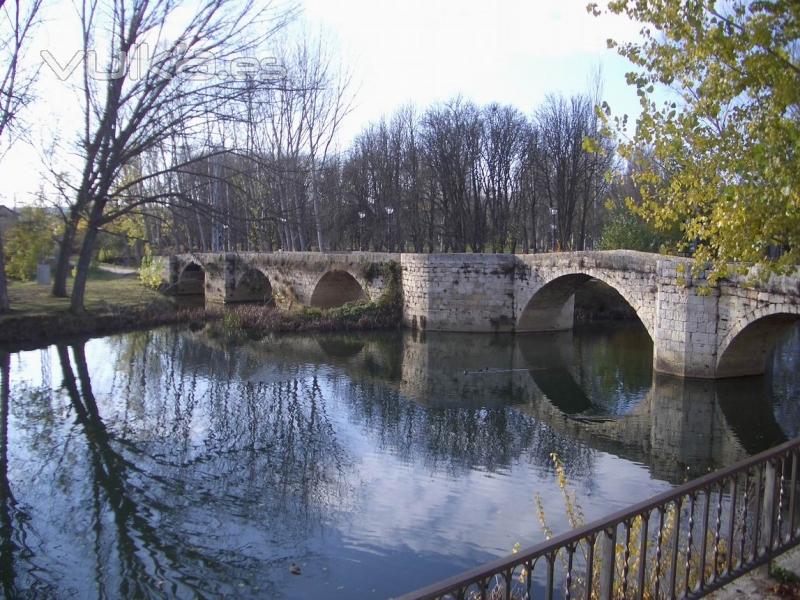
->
xmin=53 ymin=216 xmax=79 ymax=297
xmin=310 ymin=165 xmax=325 ymax=252
xmin=0 ymin=231 xmax=8 ymax=313
xmin=70 ymin=222 xmax=100 ymax=314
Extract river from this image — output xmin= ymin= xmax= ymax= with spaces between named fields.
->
xmin=0 ymin=322 xmax=798 ymax=598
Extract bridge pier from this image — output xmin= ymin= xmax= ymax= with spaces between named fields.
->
xmin=653 ymin=261 xmax=721 ymax=378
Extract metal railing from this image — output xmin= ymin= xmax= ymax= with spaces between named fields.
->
xmin=397 ymin=437 xmax=800 ymax=600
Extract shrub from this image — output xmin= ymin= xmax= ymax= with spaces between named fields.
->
xmin=4 ymin=207 xmax=57 ymax=281
xmin=599 ymin=200 xmax=679 ymax=254
xmin=138 ymin=254 xmax=163 ymax=290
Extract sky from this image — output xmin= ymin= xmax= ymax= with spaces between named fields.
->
xmin=0 ymin=0 xmax=644 ymax=208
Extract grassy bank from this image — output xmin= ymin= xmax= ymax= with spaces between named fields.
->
xmin=0 ymin=269 xmax=205 ymax=349
xmin=0 ymin=264 xmax=404 ymax=348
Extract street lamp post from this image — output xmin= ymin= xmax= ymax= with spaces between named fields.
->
xmin=549 ymin=206 xmax=558 ymax=252
xmin=385 ymin=207 xmax=394 ymax=251
xmin=358 ymin=211 xmax=366 ymax=251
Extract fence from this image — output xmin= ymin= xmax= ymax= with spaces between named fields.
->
xmin=397 ymin=437 xmax=800 ymax=600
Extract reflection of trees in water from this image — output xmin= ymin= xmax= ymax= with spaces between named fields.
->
xmin=103 ymin=334 xmax=353 ymax=590
xmin=145 ymin=328 xmax=596 ymax=478
xmin=57 ymin=343 xmax=182 ymax=598
xmin=1 ymin=335 xmax=353 ymax=598
xmin=0 ymin=352 xmax=58 ymax=597
xmin=334 ymin=378 xmax=595 ymax=479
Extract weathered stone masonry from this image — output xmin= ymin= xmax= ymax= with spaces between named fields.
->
xmin=164 ymin=250 xmax=800 ymax=379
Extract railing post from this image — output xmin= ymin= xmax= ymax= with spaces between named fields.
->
xmin=599 ymin=527 xmax=616 ymax=600
xmin=758 ymin=461 xmax=777 ymax=576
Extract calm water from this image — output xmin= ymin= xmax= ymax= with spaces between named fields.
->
xmin=1 ymin=322 xmax=798 ymax=599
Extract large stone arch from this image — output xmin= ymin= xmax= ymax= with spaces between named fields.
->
xmin=716 ymin=306 xmax=800 ymax=377
xmin=228 ymin=267 xmax=273 ymax=304
xmin=177 ymin=261 xmax=205 ymax=296
xmin=516 ymin=270 xmax=655 ymax=340
xmin=310 ymin=269 xmax=368 ymax=309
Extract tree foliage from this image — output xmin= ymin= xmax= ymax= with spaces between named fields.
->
xmin=3 ymin=207 xmax=57 ymax=281
xmin=591 ymin=0 xmax=800 ymax=277
xmin=599 ymin=199 xmax=672 ymax=252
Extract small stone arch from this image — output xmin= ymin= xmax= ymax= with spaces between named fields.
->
xmin=310 ymin=270 xmax=367 ymax=309
xmin=177 ymin=262 xmax=205 ymax=296
xmin=716 ymin=307 xmax=800 ymax=377
xmin=517 ymin=272 xmax=653 ymax=341
xmin=230 ymin=268 xmax=273 ymax=304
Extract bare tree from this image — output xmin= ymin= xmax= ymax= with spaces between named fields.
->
xmin=297 ymin=34 xmax=352 ymax=252
xmin=422 ymin=97 xmax=483 ymax=252
xmin=49 ymin=0 xmax=296 ymax=312
xmin=480 ymin=103 xmax=527 ymax=252
xmin=0 ymin=0 xmax=44 ymax=312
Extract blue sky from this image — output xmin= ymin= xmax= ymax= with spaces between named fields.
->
xmin=0 ymin=0 xmax=644 ymax=207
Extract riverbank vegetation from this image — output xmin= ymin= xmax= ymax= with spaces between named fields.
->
xmin=0 ymin=261 xmax=404 ymax=347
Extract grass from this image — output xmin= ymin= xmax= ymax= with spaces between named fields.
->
xmin=0 ymin=268 xmax=202 ymax=347
xmin=204 ymin=298 xmax=402 ymax=342
xmin=4 ymin=269 xmax=167 ymax=317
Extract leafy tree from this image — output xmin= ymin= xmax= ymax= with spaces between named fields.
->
xmin=599 ymin=199 xmax=672 ymax=252
xmin=591 ymin=0 xmax=800 ymax=277
xmin=3 ymin=207 xmax=57 ymax=281
xmin=96 ymin=213 xmax=147 ymax=265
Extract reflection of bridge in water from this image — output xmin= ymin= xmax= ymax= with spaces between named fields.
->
xmin=186 ymin=325 xmax=794 ymax=484
xmin=392 ymin=329 xmax=788 ymax=482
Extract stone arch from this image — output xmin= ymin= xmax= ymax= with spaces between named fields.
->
xmin=177 ymin=262 xmax=205 ymax=296
xmin=516 ymin=271 xmax=654 ymax=340
xmin=230 ymin=268 xmax=273 ymax=304
xmin=310 ymin=270 xmax=367 ymax=309
xmin=716 ymin=307 xmax=800 ymax=377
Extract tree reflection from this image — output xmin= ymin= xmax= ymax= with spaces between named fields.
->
xmin=0 ymin=351 xmax=16 ymax=597
xmin=0 ymin=352 xmax=56 ymax=597
xmin=58 ymin=343 xmax=190 ymax=598
xmin=157 ymin=329 xmax=597 ymax=479
xmin=338 ymin=378 xmax=595 ymax=478
xmin=50 ymin=338 xmax=353 ymax=598
xmin=5 ymin=323 xmax=794 ymax=598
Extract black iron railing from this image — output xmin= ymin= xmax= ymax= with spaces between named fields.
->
xmin=397 ymin=437 xmax=800 ymax=600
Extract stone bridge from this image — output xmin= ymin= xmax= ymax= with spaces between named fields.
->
xmin=161 ymin=250 xmax=800 ymax=379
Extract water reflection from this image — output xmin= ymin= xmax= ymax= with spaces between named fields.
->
xmin=0 ymin=322 xmax=797 ymax=598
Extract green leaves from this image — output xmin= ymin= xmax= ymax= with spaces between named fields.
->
xmin=591 ymin=0 xmax=800 ymax=275
xmin=4 ymin=207 xmax=57 ymax=281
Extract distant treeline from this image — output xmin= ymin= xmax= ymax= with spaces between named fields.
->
xmin=139 ymin=92 xmax=630 ymax=255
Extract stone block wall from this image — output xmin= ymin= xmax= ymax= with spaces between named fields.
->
xmin=400 ymin=253 xmax=517 ymax=332
xmin=653 ymin=257 xmax=720 ymax=378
